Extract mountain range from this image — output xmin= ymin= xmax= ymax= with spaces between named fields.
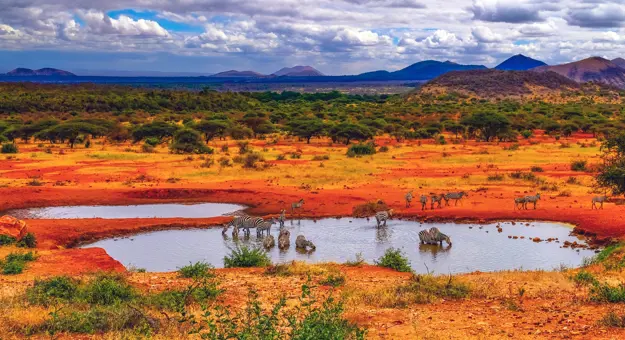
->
xmin=494 ymin=54 xmax=546 ymax=71
xmin=533 ymin=57 xmax=625 ymax=88
xmin=4 ymin=68 xmax=76 ymax=76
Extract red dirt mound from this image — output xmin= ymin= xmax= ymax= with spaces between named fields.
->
xmin=0 ymin=215 xmax=28 ymax=240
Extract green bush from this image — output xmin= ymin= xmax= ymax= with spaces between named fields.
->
xmin=17 ymin=232 xmax=37 ymax=248
xmin=27 ymin=276 xmax=79 ymax=306
xmin=530 ymin=166 xmax=544 ymax=172
xmin=178 ymin=261 xmax=215 ymax=279
xmin=144 ymin=137 xmax=160 ymax=146
xmin=242 ymin=152 xmax=265 ymax=169
xmin=0 ymin=235 xmax=16 ymax=246
xmin=571 ymin=270 xmax=598 ymax=286
xmin=80 ymin=273 xmax=136 ymax=305
xmin=378 ymin=146 xmax=389 ymax=152
xmin=570 ymin=160 xmax=587 ymax=172
xmin=375 ymin=248 xmax=412 ymax=273
xmin=347 ymin=143 xmax=376 ymax=156
xmin=1 ymin=143 xmax=18 ymax=154
xmin=521 ymin=130 xmax=533 ymax=139
xmin=1 ymin=251 xmax=36 ymax=275
xmin=590 ymin=282 xmax=625 ymax=303
xmin=224 ymin=246 xmax=271 ymax=268
xmin=320 ymin=273 xmax=346 ymax=287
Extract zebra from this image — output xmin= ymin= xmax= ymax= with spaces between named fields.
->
xmin=295 ymin=235 xmax=316 ymax=250
xmin=524 ymin=193 xmax=541 ymax=210
xmin=222 ymin=215 xmax=248 ymax=235
xmin=514 ymin=197 xmax=527 ymax=210
xmin=592 ymin=195 xmax=609 ymax=209
xmin=278 ymin=228 xmax=290 ymax=250
xmin=278 ymin=209 xmax=286 ymax=228
xmin=419 ymin=227 xmax=452 ymax=246
xmin=420 ymin=195 xmax=428 ymax=210
xmin=445 ymin=191 xmax=468 ymax=206
xmin=405 ymin=191 xmax=413 ymax=208
xmin=291 ymin=199 xmax=304 ymax=214
xmin=430 ymin=194 xmax=444 ymax=209
xmin=375 ymin=210 xmax=393 ymax=227
xmin=256 ymin=219 xmax=275 ymax=237
xmin=240 ymin=216 xmax=266 ymax=236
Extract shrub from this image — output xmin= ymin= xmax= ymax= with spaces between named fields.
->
xmin=242 ymin=152 xmax=264 ymax=169
xmin=566 ymin=176 xmax=579 ymax=185
xmin=312 ymin=155 xmax=330 ymax=161
xmin=199 ymin=159 xmax=215 ymax=168
xmin=27 ymin=276 xmax=79 ymax=306
xmin=221 ymin=144 xmax=229 ymax=152
xmin=487 ymin=173 xmax=504 ymax=181
xmin=344 ymin=253 xmax=365 ymax=267
xmin=0 ymin=235 xmax=16 ymax=246
xmin=320 ymin=272 xmax=346 ymax=287
xmin=290 ymin=152 xmax=302 ymax=159
xmin=571 ymin=270 xmax=597 ymax=287
xmin=144 ymin=137 xmax=160 ymax=147
xmin=530 ymin=166 xmax=544 ymax=172
xmin=218 ymin=156 xmax=232 ymax=167
xmin=590 ymin=282 xmax=625 ymax=303
xmin=1 ymin=143 xmax=18 ymax=154
xmin=276 ymin=154 xmax=286 ymax=160
xmin=141 ymin=143 xmax=154 ymax=153
xmin=224 ymin=246 xmax=271 ymax=268
xmin=80 ymin=273 xmax=136 ymax=305
xmin=178 ymin=262 xmax=215 ymax=279
xmin=570 ymin=160 xmax=587 ymax=172
xmin=521 ymin=130 xmax=533 ymax=139
xmin=84 ymin=140 xmax=91 ymax=148
xmin=1 ymin=251 xmax=36 ymax=275
xmin=601 ymin=311 xmax=625 ymax=328
xmin=378 ymin=145 xmax=389 ymax=152
xmin=375 ymin=248 xmax=412 ymax=273
xmin=17 ymin=232 xmax=37 ymax=248
xmin=237 ymin=141 xmax=250 ymax=154
xmin=347 ymin=143 xmax=376 ymax=156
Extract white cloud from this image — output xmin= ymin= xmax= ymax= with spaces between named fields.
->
xmin=79 ymin=11 xmax=169 ymax=37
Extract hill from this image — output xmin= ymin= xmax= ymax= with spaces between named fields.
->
xmin=416 ymin=69 xmax=620 ymax=102
xmin=532 ymin=57 xmax=625 ymax=88
xmin=495 ymin=54 xmax=546 ymax=71
xmin=359 ymin=60 xmax=487 ymax=81
xmin=5 ymin=68 xmax=76 ymax=76
xmin=611 ymin=58 xmax=625 ymax=69
xmin=273 ymin=66 xmax=324 ymax=77
xmin=210 ymin=70 xmax=265 ymax=78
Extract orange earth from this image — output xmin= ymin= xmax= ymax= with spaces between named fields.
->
xmin=1 ymin=132 xmax=625 ymax=338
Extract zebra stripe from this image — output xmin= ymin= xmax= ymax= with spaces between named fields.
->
xmin=524 ymin=193 xmax=541 ymax=209
xmin=419 ymin=227 xmax=452 ymax=245
xmin=444 ymin=192 xmax=467 ymax=206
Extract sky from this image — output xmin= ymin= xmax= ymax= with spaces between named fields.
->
xmin=0 ymin=0 xmax=624 ymax=75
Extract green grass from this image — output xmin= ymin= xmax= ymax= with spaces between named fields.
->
xmin=319 ymin=272 xmax=346 ymax=287
xmin=224 ymin=246 xmax=271 ymax=268
xmin=80 ymin=273 xmax=136 ymax=305
xmin=590 ymin=282 xmax=625 ymax=303
xmin=1 ymin=251 xmax=36 ymax=275
xmin=86 ymin=153 xmax=149 ymax=161
xmin=27 ymin=276 xmax=79 ymax=306
xmin=178 ymin=261 xmax=214 ymax=279
xmin=375 ymin=248 xmax=412 ymax=273
xmin=0 ymin=235 xmax=16 ymax=246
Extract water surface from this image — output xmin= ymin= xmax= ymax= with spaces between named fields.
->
xmin=4 ymin=203 xmax=245 ymax=219
xmin=83 ymin=218 xmax=595 ymax=273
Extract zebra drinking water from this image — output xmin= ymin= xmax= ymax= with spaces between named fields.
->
xmin=514 ymin=197 xmax=527 ymax=210
xmin=405 ymin=191 xmax=413 ymax=208
xmin=256 ymin=219 xmax=275 ymax=237
xmin=222 ymin=215 xmax=248 ymax=235
xmin=420 ymin=195 xmax=428 ymax=210
xmin=444 ymin=191 xmax=468 ymax=206
xmin=430 ymin=194 xmax=444 ymax=209
xmin=375 ymin=210 xmax=393 ymax=227
xmin=418 ymin=227 xmax=452 ymax=246
xmin=295 ymin=235 xmax=316 ymax=251
xmin=291 ymin=199 xmax=304 ymax=214
xmin=592 ymin=195 xmax=609 ymax=209
xmin=524 ymin=193 xmax=541 ymax=210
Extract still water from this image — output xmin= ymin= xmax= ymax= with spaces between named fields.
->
xmin=4 ymin=203 xmax=245 ymax=219
xmin=83 ymin=218 xmax=596 ymax=273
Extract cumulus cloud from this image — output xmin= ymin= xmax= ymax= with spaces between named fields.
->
xmin=471 ymin=25 xmax=502 ymax=42
xmin=566 ymin=3 xmax=625 ymax=28
xmin=469 ymin=0 xmax=549 ymax=23
xmin=79 ymin=11 xmax=169 ymax=36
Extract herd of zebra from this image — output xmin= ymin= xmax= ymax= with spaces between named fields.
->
xmin=404 ymin=191 xmax=469 ymax=210
xmin=221 ymin=199 xmax=316 ymax=251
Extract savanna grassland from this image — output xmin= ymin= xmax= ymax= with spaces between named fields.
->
xmin=2 ymin=83 xmax=625 ymax=339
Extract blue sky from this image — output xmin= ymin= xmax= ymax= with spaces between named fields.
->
xmin=0 ymin=0 xmax=622 ymax=75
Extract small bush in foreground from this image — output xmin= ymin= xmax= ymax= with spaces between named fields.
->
xmin=0 ymin=235 xmax=16 ymax=246
xmin=572 ymin=270 xmax=598 ymax=287
xmin=347 ymin=143 xmax=376 ymax=156
xmin=590 ymin=282 xmax=625 ymax=303
xmin=375 ymin=248 xmax=412 ymax=273
xmin=601 ymin=311 xmax=625 ymax=328
xmin=320 ymin=272 xmax=346 ymax=287
xmin=178 ymin=261 xmax=215 ymax=279
xmin=27 ymin=276 xmax=79 ymax=306
xmin=80 ymin=273 xmax=136 ymax=305
xmin=224 ymin=246 xmax=271 ymax=268
xmin=1 ymin=143 xmax=18 ymax=154
xmin=1 ymin=251 xmax=36 ymax=275
xmin=17 ymin=232 xmax=37 ymax=248
xmin=570 ymin=160 xmax=587 ymax=172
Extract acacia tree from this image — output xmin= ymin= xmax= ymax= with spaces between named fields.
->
xmin=170 ymin=128 xmax=213 ymax=154
xmin=461 ymin=112 xmax=510 ymax=142
xmin=131 ymin=121 xmax=179 ymax=143
xmin=596 ymin=133 xmax=625 ymax=196
xmin=195 ymin=120 xmax=231 ymax=142
xmin=287 ymin=118 xmax=326 ymax=144
xmin=328 ymin=122 xmax=374 ymax=145
xmin=35 ymin=122 xmax=105 ymax=148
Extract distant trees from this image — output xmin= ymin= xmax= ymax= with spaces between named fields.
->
xmin=35 ymin=122 xmax=105 ymax=148
xmin=131 ymin=121 xmax=178 ymax=143
xmin=195 ymin=120 xmax=230 ymax=142
xmin=328 ymin=122 xmax=374 ymax=145
xmin=287 ymin=118 xmax=326 ymax=144
xmin=596 ymin=133 xmax=625 ymax=197
xmin=170 ymin=129 xmax=213 ymax=154
xmin=461 ymin=112 xmax=511 ymax=142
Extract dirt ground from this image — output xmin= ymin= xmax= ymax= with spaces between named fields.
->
xmin=1 ymin=132 xmax=625 ymax=338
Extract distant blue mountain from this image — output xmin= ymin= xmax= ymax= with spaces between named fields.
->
xmin=355 ymin=60 xmax=487 ymax=81
xmin=495 ymin=54 xmax=547 ymax=71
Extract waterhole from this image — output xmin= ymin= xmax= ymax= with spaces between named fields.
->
xmin=82 ymin=218 xmax=596 ymax=273
xmin=3 ymin=203 xmax=245 ymax=219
